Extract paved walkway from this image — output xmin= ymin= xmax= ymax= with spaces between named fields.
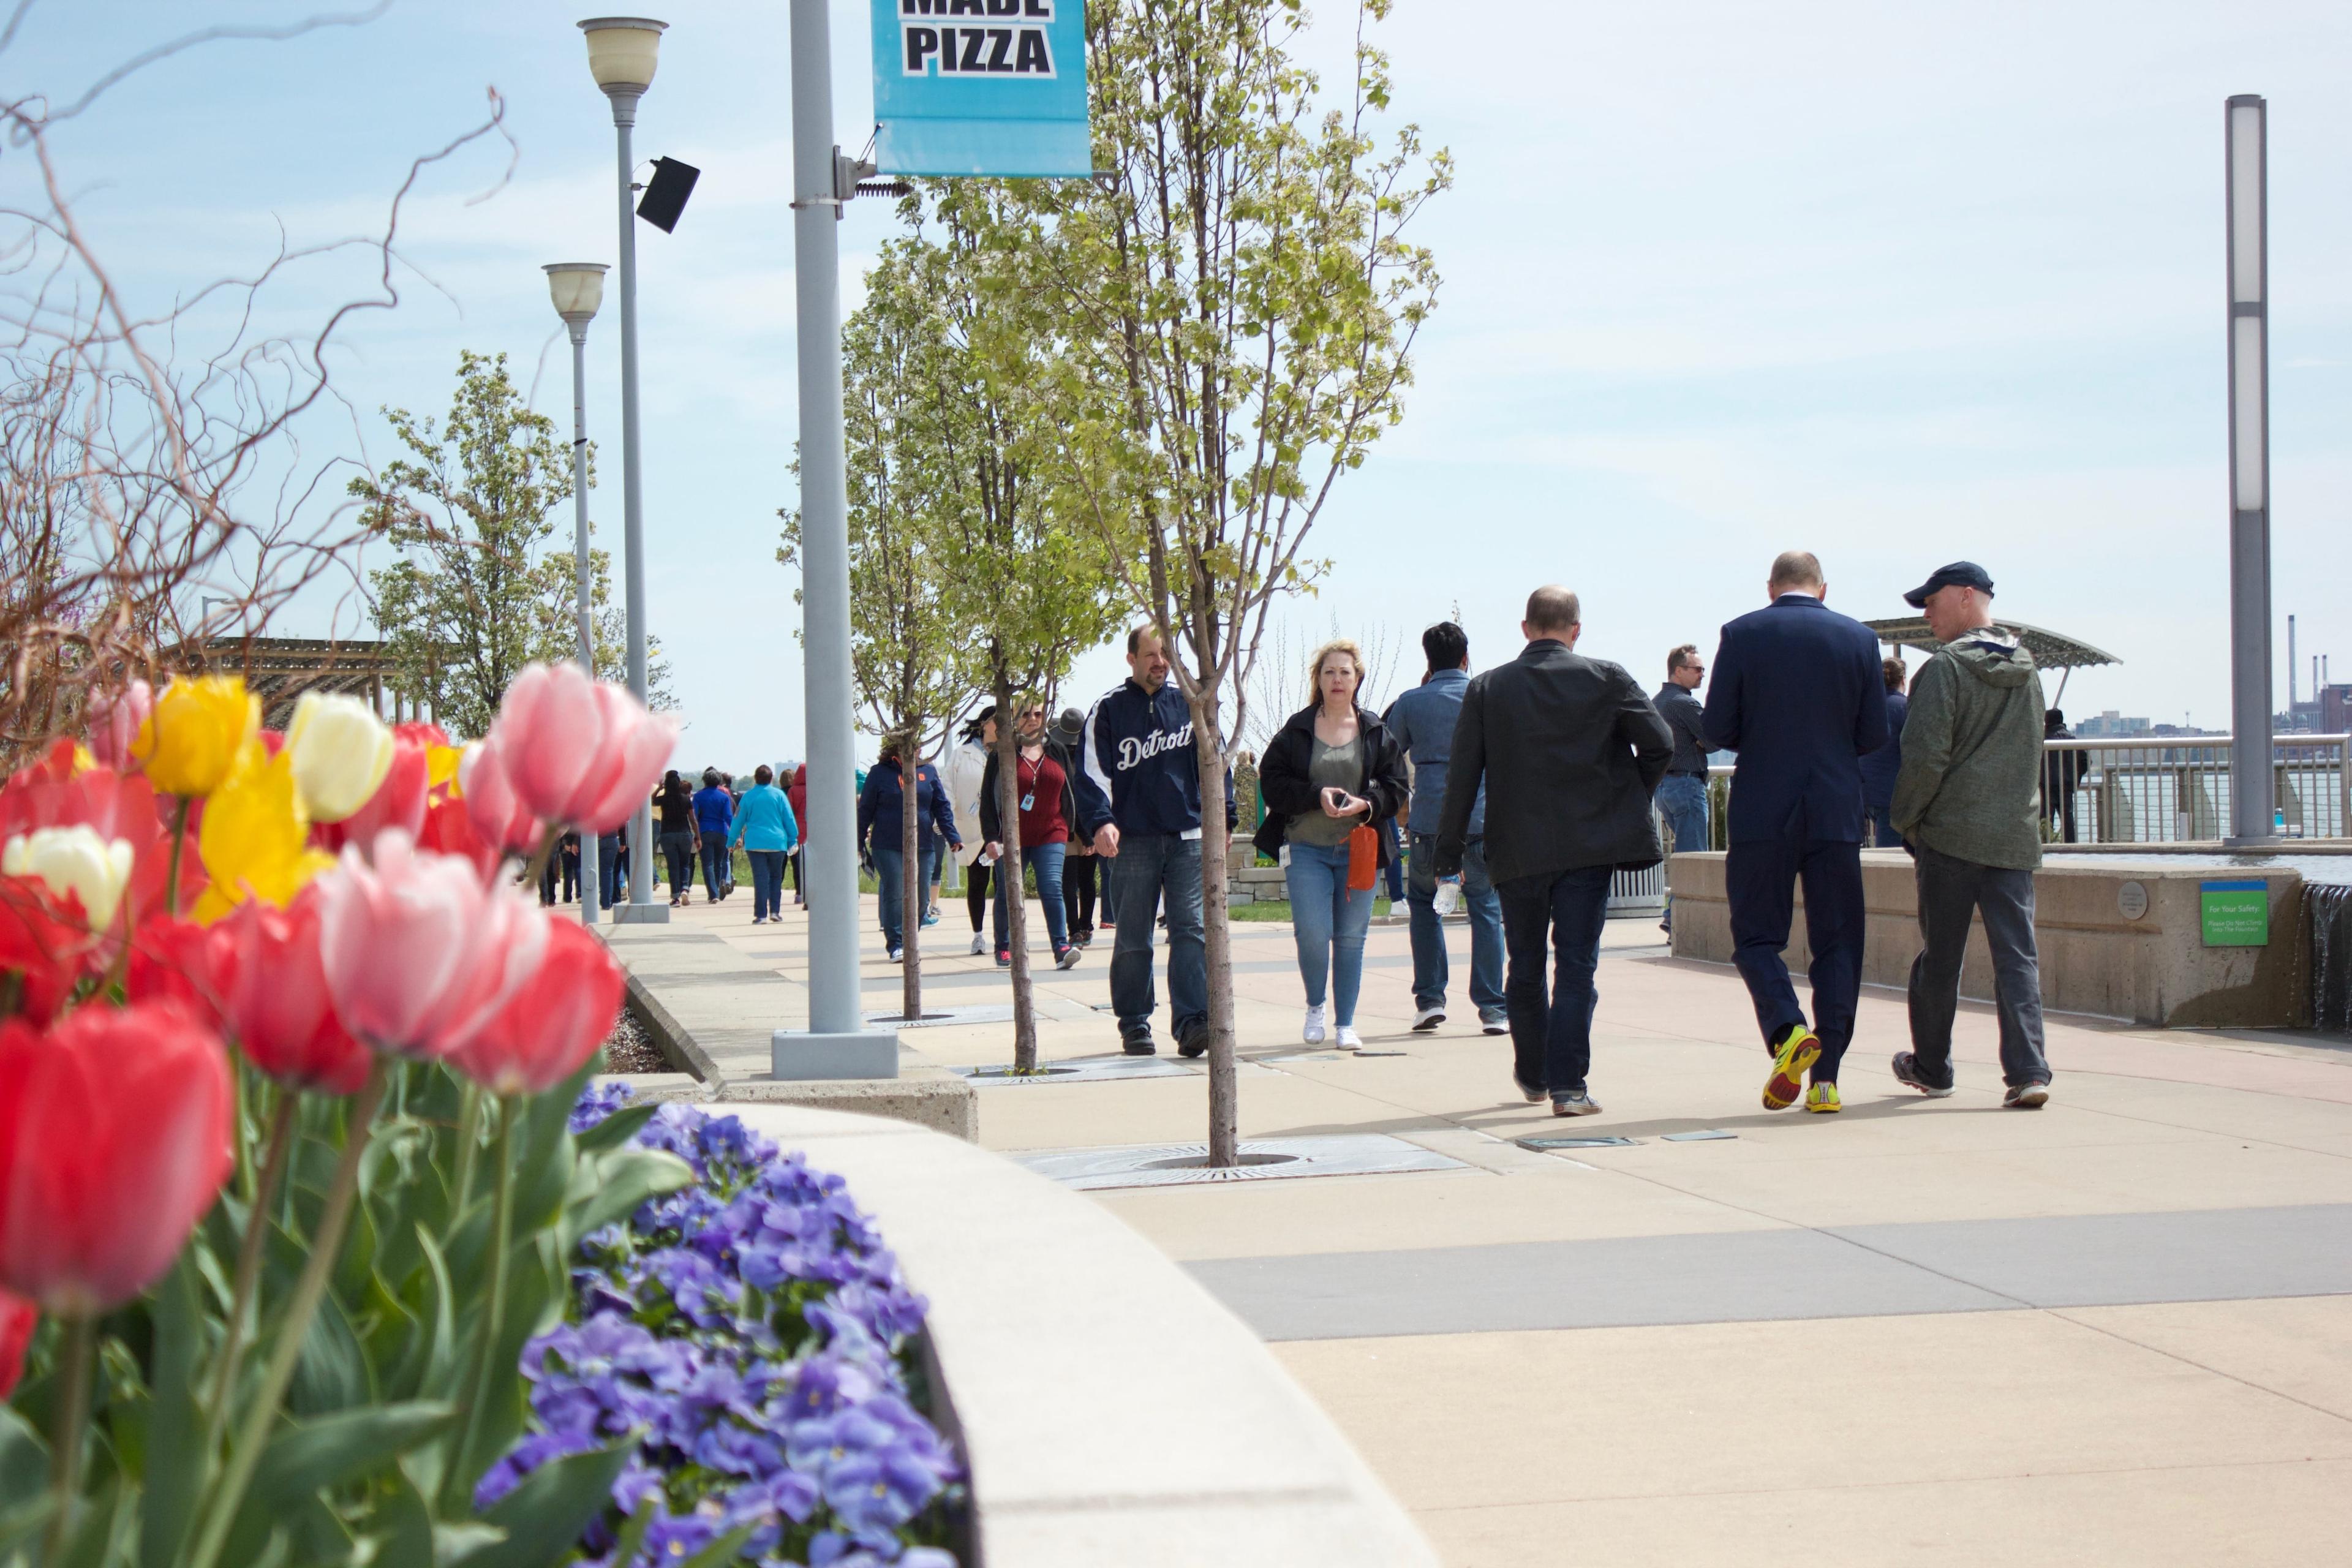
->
xmin=644 ymin=886 xmax=2352 ymax=1565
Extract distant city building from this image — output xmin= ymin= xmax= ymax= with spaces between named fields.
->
xmin=2076 ymin=710 xmax=2150 ymax=738
xmin=2323 ymin=684 xmax=2352 ymax=734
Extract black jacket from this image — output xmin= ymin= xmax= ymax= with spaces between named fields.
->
xmin=1250 ymin=705 xmax=1411 ymax=862
xmin=977 ymin=735 xmax=1085 ymax=848
xmin=1434 ymin=640 xmax=1674 ymax=884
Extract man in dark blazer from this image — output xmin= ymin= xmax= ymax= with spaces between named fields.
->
xmin=1701 ymin=550 xmax=1888 ymax=1115
xmin=1437 ymin=586 xmax=1673 ymax=1117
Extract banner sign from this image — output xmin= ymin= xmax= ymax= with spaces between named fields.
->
xmin=870 ymin=0 xmax=1091 ymax=178
xmin=2199 ymin=879 xmax=2270 ymax=947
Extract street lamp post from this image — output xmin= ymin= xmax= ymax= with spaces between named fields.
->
xmin=579 ymin=15 xmax=669 ymax=918
xmin=546 ymin=261 xmax=610 ymax=922
xmin=2224 ymin=94 xmax=2277 ymax=845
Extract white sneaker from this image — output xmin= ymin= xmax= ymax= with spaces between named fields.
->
xmin=1302 ymin=1005 xmax=1327 ymax=1045
xmin=968 ymin=933 xmax=986 ymax=956
xmin=1411 ymin=1005 xmax=1446 ymax=1033
xmin=1335 ymin=1025 xmax=1363 ymax=1051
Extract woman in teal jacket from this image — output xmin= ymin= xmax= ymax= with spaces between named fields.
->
xmin=728 ymin=764 xmax=801 ymax=924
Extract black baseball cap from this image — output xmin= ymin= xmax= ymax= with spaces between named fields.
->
xmin=1903 ymin=561 xmax=1994 ymax=608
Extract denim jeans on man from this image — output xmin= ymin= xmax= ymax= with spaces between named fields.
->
xmin=699 ymin=831 xmax=729 ymax=901
xmin=872 ymin=842 xmax=942 ymax=952
xmin=1107 ymin=833 xmax=1206 ymax=1044
xmin=746 ymin=848 xmax=786 ymax=921
xmin=1654 ymin=773 xmax=1709 ymax=933
xmin=1905 ymin=843 xmax=2051 ymax=1089
xmin=598 ymin=834 xmax=624 ymax=908
xmin=991 ymin=841 xmax=1069 ymax=954
xmin=1406 ymin=831 xmax=1504 ymax=1019
xmin=1284 ymin=841 xmax=1376 ymax=1026
xmin=1495 ymin=864 xmax=1614 ymax=1098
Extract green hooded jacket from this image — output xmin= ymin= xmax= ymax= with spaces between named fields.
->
xmin=1889 ymin=627 xmax=2048 ymax=869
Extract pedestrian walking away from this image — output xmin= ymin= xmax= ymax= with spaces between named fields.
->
xmin=559 ymin=829 xmax=581 ymax=905
xmin=980 ymin=701 xmax=1087 ymax=971
xmin=1702 ymin=549 xmax=1890 ymax=1115
xmin=693 ymin=768 xmax=734 ymax=903
xmin=858 ymin=737 xmax=962 ymax=963
xmin=728 ymin=764 xmax=801 ymax=924
xmin=1071 ymin=626 xmax=1231 ymax=1058
xmin=1886 ymin=561 xmax=2054 ymax=1109
xmin=1652 ymin=642 xmax=1713 ymax=937
xmin=1860 ymin=657 xmax=1910 ymax=848
xmin=1385 ymin=620 xmax=1507 ymax=1036
xmin=1436 ymin=586 xmax=1673 ymax=1116
xmin=946 ymin=708 xmax=997 ymax=956
xmin=655 ymin=769 xmax=698 ymax=907
xmin=2042 ymin=707 xmax=2088 ymax=845
xmin=1256 ymin=639 xmax=1411 ymax=1050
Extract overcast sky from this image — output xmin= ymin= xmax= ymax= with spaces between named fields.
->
xmin=14 ymin=0 xmax=2352 ymax=763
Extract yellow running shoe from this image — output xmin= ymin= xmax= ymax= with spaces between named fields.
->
xmin=1804 ymin=1081 xmax=1842 ymax=1114
xmin=1762 ymin=1025 xmax=1820 ymax=1110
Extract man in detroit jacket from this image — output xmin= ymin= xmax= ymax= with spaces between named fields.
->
xmin=1071 ymin=626 xmax=1234 ymax=1058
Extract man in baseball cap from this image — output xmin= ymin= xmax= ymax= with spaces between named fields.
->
xmin=1902 ymin=561 xmax=1995 ymax=609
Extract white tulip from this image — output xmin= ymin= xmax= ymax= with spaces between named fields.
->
xmin=3 ymin=826 xmax=136 ymax=929
xmin=285 ymin=690 xmax=396 ymax=823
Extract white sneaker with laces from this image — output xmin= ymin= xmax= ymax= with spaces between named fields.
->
xmin=1335 ymin=1025 xmax=1363 ymax=1051
xmin=968 ymin=932 xmax=986 ymax=956
xmin=1301 ymin=1005 xmax=1327 ymax=1045
xmin=1410 ymin=1005 xmax=1446 ymax=1032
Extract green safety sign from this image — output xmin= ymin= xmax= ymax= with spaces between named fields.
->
xmin=2199 ymin=880 xmax=2269 ymax=948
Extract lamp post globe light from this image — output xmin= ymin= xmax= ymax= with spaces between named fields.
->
xmin=545 ymin=261 xmax=609 ymax=923
xmin=578 ymin=16 xmax=668 ymax=919
xmin=2223 ymin=94 xmax=2275 ymax=845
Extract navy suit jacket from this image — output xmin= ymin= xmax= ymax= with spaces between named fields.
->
xmin=1700 ymin=594 xmax=1889 ymax=844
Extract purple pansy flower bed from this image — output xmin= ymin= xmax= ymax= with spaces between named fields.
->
xmin=476 ymin=1085 xmax=965 ymax=1566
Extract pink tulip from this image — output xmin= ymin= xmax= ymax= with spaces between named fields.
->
xmin=454 ymin=917 xmax=624 ymax=1096
xmin=86 ymin=680 xmax=154 ymax=771
xmin=487 ymin=663 xmax=676 ymax=835
xmin=222 ymin=887 xmax=372 ymax=1095
xmin=458 ymin=740 xmax=543 ymax=859
xmin=312 ymin=736 xmax=429 ymax=860
xmin=313 ymin=830 xmax=549 ymax=1059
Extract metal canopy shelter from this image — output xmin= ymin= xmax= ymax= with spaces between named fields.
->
xmin=162 ymin=636 xmax=401 ymax=728
xmin=1864 ymin=616 xmax=2124 ymax=707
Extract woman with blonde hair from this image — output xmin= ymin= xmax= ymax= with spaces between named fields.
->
xmin=1251 ymin=639 xmax=1410 ymax=1049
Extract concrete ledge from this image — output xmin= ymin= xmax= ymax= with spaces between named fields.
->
xmin=728 ymin=1103 xmax=1438 ymax=1567
xmin=724 ymin=1076 xmax=978 ymax=1140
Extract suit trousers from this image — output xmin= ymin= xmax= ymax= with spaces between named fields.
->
xmin=1725 ymin=837 xmax=1865 ymax=1081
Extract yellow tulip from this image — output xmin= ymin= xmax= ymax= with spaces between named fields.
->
xmin=2 ymin=826 xmax=135 ymax=930
xmin=136 ymin=676 xmax=260 ymax=797
xmin=192 ymin=750 xmax=334 ymax=923
xmin=284 ymin=691 xmax=395 ymax=823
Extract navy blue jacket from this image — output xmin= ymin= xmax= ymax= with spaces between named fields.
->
xmin=1700 ymin=595 xmax=1889 ymax=844
xmin=856 ymin=761 xmax=960 ymax=855
xmin=1072 ymin=677 xmax=1234 ymax=840
xmin=1858 ymin=690 xmax=1909 ymax=812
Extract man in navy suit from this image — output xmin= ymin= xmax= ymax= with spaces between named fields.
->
xmin=1701 ymin=551 xmax=1889 ymax=1114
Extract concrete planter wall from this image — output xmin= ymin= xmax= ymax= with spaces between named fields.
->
xmin=1667 ymin=850 xmax=2310 ymax=1028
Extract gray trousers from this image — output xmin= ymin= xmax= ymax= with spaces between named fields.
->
xmin=1906 ymin=843 xmax=2051 ymax=1088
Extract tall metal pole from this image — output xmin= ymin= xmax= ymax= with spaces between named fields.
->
xmin=2224 ymin=94 xmax=2276 ymax=843
xmin=610 ymin=88 xmax=663 ymax=911
xmin=570 ymin=322 xmax=601 ymax=924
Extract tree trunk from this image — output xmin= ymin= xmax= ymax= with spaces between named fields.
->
xmin=902 ymin=756 xmax=922 ymax=1021
xmin=994 ymin=676 xmax=1037 ymax=1072
xmin=1190 ymin=695 xmax=1237 ymax=1167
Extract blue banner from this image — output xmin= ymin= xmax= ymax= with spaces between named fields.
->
xmin=870 ymin=0 xmax=1090 ymax=178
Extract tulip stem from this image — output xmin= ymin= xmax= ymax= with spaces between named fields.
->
xmin=165 ymin=796 xmax=192 ymax=917
xmin=518 ymin=824 xmax=562 ymax=898
xmin=203 ymin=1094 xmax=299 ymax=1462
xmin=43 ymin=1314 xmax=94 ymax=1562
xmin=445 ymin=1095 xmax=517 ymax=1513
xmin=186 ymin=1059 xmax=387 ymax=1568
xmin=450 ymin=1084 xmax=483 ymax=1217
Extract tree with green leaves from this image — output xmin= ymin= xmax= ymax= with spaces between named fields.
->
xmin=355 ymin=350 xmax=669 ymax=737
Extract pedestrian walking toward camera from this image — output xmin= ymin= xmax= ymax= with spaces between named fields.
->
xmin=980 ymin=701 xmax=1086 ymax=972
xmin=1071 ymin=627 xmax=1231 ymax=1058
xmin=1386 ymin=621 xmax=1507 ymax=1036
xmin=1860 ymin=657 xmax=1909 ymax=848
xmin=1653 ymin=643 xmax=1713 ymax=937
xmin=2042 ymin=709 xmax=2087 ymax=845
xmin=1256 ymin=640 xmax=1411 ymax=1050
xmin=1887 ymin=562 xmax=2053 ymax=1109
xmin=1053 ymin=708 xmax=1099 ymax=944
xmin=946 ymin=707 xmax=997 ymax=956
xmin=655 ymin=769 xmax=698 ymax=907
xmin=1702 ymin=550 xmax=1888 ymax=1115
xmin=786 ymin=763 xmax=809 ymax=906
xmin=1438 ymin=587 xmax=1672 ymax=1115
xmin=728 ymin=764 xmax=800 ymax=924
xmin=858 ymin=738 xmax=962 ymax=963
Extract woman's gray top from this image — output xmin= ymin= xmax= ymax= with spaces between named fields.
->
xmin=1289 ymin=732 xmax=1363 ymax=848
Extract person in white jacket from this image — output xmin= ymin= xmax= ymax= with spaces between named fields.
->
xmin=944 ymin=706 xmax=997 ymax=955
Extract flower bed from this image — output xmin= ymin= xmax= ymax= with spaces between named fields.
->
xmin=476 ymin=1087 xmax=965 ymax=1567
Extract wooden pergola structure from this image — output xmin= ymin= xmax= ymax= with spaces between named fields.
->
xmin=161 ymin=636 xmax=430 ymax=729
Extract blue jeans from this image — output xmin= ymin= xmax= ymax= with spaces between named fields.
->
xmin=699 ymin=831 xmax=730 ymax=900
xmin=1381 ymin=818 xmax=1406 ymax=901
xmin=747 ymin=848 xmax=786 ymax=919
xmin=992 ymin=841 xmax=1070 ymax=953
xmin=661 ymin=829 xmax=696 ymax=895
xmin=1868 ymin=807 xmax=1902 ymax=848
xmin=872 ymin=842 xmax=941 ymax=951
xmin=598 ymin=834 xmax=624 ymax=908
xmin=1108 ymin=833 xmax=1205 ymax=1042
xmin=1284 ymin=841 xmax=1376 ymax=1025
xmin=1656 ymin=774 xmax=1710 ymax=933
xmin=1494 ymin=864 xmax=1614 ymax=1098
xmin=1408 ymin=831 xmax=1504 ymax=1016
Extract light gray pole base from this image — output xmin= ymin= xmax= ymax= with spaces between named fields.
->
xmin=611 ymin=902 xmax=673 ymax=925
xmin=772 ymin=1027 xmax=902 ymax=1080
xmin=2220 ymin=834 xmax=2285 ymax=851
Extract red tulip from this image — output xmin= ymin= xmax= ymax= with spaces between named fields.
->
xmin=221 ymin=887 xmax=371 ymax=1095
xmin=125 ymin=916 xmax=237 ymax=1031
xmin=312 ymin=736 xmax=429 ymax=861
xmin=485 ymin=663 xmax=676 ymax=835
xmin=0 ymin=741 xmax=203 ymax=924
xmin=313 ymin=830 xmax=549 ymax=1058
xmin=458 ymin=740 xmax=543 ymax=859
xmin=0 ymin=876 xmax=93 ymax=1027
xmin=0 ymin=1288 xmax=32 ymax=1398
xmin=453 ymin=917 xmax=623 ymax=1096
xmin=0 ymin=1001 xmax=233 ymax=1314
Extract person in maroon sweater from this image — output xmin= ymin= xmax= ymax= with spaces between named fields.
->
xmin=786 ymin=764 xmax=809 ymax=907
xmin=978 ymin=703 xmax=1085 ymax=971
